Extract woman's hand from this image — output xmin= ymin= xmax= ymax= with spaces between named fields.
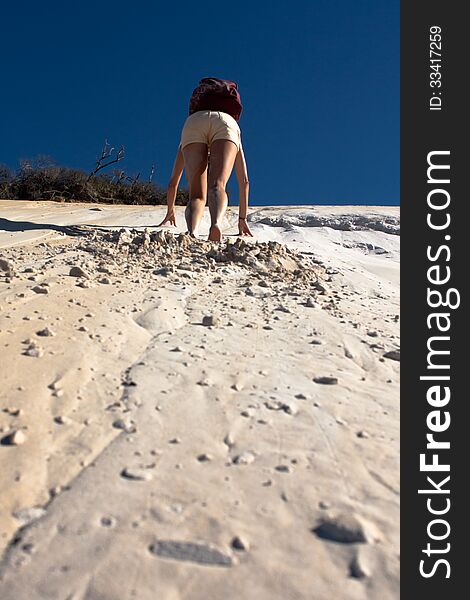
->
xmin=158 ymin=211 xmax=176 ymax=227
xmin=238 ymin=217 xmax=253 ymax=237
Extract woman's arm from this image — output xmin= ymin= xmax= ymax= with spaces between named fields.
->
xmin=158 ymin=145 xmax=184 ymax=226
xmin=234 ymin=145 xmax=253 ymax=236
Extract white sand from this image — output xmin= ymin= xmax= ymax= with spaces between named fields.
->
xmin=0 ymin=200 xmax=399 ymax=599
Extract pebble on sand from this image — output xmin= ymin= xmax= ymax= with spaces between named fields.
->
xmin=54 ymin=416 xmax=71 ymax=425
xmin=100 ymin=516 xmax=117 ymax=528
xmin=4 ymin=407 xmax=22 ymax=416
xmin=350 ymin=552 xmax=371 ymax=579
xmin=149 ymin=540 xmax=234 ymax=567
xmin=313 ymin=281 xmax=331 ymax=295
xmin=383 ymin=349 xmax=400 ymax=362
xmin=197 ymin=453 xmax=212 ymax=462
xmin=36 ymin=327 xmax=56 ymax=337
xmin=23 ymin=343 xmax=43 ymax=357
xmin=113 ymin=418 xmax=137 ymax=434
xmin=32 ymin=285 xmax=49 ymax=295
xmin=0 ymin=258 xmax=13 ymax=272
xmin=264 ymin=399 xmax=284 ymax=411
xmin=223 ymin=433 xmax=235 ymax=448
xmin=202 ymin=315 xmax=220 ymax=327
xmin=2 ymin=429 xmax=27 ymax=446
xmin=281 ymin=401 xmax=298 ymax=415
xmin=313 ymin=512 xmax=382 ymax=544
xmin=231 ymin=535 xmax=250 ymax=551
xmin=121 ymin=467 xmax=153 ymax=481
xmin=69 ymin=266 xmax=90 ymax=278
xmin=313 ymin=376 xmax=339 ymax=385
xmin=233 ymin=452 xmax=255 ymax=465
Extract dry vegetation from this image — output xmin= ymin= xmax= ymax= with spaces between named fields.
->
xmin=0 ymin=149 xmax=190 ymax=206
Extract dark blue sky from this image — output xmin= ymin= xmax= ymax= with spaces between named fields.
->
xmin=0 ymin=0 xmax=399 ymax=205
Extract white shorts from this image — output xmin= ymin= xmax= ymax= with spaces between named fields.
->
xmin=180 ymin=110 xmax=241 ymax=150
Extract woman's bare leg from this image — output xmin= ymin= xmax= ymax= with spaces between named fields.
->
xmin=207 ymin=139 xmax=238 ymax=241
xmin=182 ymin=143 xmax=208 ymax=236
xmin=184 ymin=164 xmax=207 ymax=232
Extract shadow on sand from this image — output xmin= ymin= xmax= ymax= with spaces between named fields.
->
xmin=1 ymin=219 xmax=243 ymax=240
xmin=0 ymin=218 xmax=89 ymax=237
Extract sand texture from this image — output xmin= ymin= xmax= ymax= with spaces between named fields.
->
xmin=0 ymin=201 xmax=400 ymax=599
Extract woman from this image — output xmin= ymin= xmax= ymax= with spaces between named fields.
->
xmin=158 ymin=77 xmax=252 ymax=240
xmin=158 ymin=144 xmax=252 ymax=237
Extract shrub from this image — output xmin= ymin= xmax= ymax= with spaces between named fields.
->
xmin=1 ymin=156 xmax=190 ymax=206
xmin=0 ymin=164 xmax=14 ymax=199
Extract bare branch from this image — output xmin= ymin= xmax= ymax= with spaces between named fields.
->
xmin=125 ymin=172 xmax=140 ymax=185
xmin=89 ymin=141 xmax=125 ymax=180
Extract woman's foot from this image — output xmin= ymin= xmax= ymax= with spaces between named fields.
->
xmin=208 ymin=224 xmax=222 ymax=242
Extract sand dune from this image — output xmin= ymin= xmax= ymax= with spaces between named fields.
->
xmin=0 ymin=201 xmax=399 ymax=599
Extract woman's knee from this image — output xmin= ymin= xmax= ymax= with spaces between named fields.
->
xmin=208 ymin=179 xmax=226 ymax=195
